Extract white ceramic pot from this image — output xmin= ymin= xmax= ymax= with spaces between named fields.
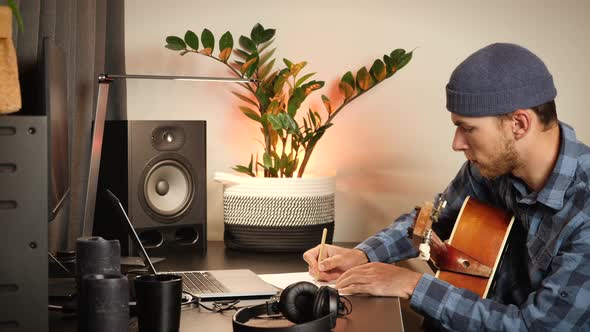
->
xmin=214 ymin=172 xmax=335 ymax=252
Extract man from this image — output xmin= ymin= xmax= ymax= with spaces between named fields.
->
xmin=303 ymin=43 xmax=590 ymax=330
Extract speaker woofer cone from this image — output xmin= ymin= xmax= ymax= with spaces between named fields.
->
xmin=142 ymin=159 xmax=193 ymax=220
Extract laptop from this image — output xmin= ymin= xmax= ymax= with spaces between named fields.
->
xmin=105 ymin=189 xmax=278 ymax=300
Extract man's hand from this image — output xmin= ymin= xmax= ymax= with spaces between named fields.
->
xmin=335 ymin=262 xmax=422 ymax=299
xmin=303 ymin=244 xmax=369 ymax=281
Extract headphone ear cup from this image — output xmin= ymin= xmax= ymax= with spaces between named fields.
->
xmin=312 ymin=286 xmax=339 ymax=328
xmin=279 ymin=281 xmax=319 ymax=324
xmin=312 ymin=286 xmax=328 ymax=319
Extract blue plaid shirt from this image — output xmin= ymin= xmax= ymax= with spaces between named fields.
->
xmin=356 ymin=122 xmax=590 ymax=331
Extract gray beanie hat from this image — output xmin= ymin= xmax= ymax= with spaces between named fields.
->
xmin=446 ymin=43 xmax=557 ymax=117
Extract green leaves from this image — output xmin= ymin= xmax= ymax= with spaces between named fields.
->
xmin=234 ymin=49 xmax=250 ymax=60
xmin=356 ymin=67 xmax=373 ymax=91
xmin=201 ymin=29 xmax=215 ymax=55
xmin=233 ymin=155 xmax=256 ymax=177
xmin=165 ymin=36 xmax=186 ymax=50
xmin=370 ymin=59 xmax=386 ymax=82
xmin=241 ymin=54 xmax=259 ymax=78
xmin=287 ymin=80 xmax=325 ymax=117
xmin=334 ymin=48 xmax=413 ymax=100
xmin=184 ymin=31 xmax=199 ymax=50
xmin=239 ymin=36 xmax=256 ymax=52
xmin=291 ymin=61 xmax=307 ymax=77
xmin=385 ymin=48 xmax=413 ymax=76
xmin=251 ymin=23 xmax=266 ymax=45
xmin=283 ymin=58 xmax=293 ymax=69
xmin=219 ymin=31 xmax=234 ymax=50
xmin=233 ymin=165 xmax=255 ymax=177
xmin=258 ymin=58 xmax=275 ymax=81
xmin=267 ymin=113 xmax=298 ymax=133
xmin=398 ymin=51 xmax=413 ymax=70
xmin=219 ymin=31 xmax=234 ymax=62
xmin=390 ymin=49 xmax=406 ymax=63
xmin=296 ymin=72 xmax=315 ymax=88
xmin=239 ymin=106 xmax=261 ymax=122
xmin=321 ymin=95 xmax=333 ymax=115
xmin=284 ymin=59 xmax=307 ymax=77
xmin=263 ymin=152 xmax=273 ymax=169
xmin=273 ymin=68 xmax=291 ymax=94
xmin=162 ymin=23 xmax=414 ymax=178
xmin=259 ymin=150 xmax=298 ymax=178
xmin=251 ymin=23 xmax=276 ymax=45
xmin=232 ymin=91 xmax=258 ymax=108
xmin=339 ymin=71 xmax=355 ymax=100
xmin=341 ymin=71 xmax=355 ymax=87
xmin=259 ymin=48 xmax=276 ymax=68
xmin=267 ymin=114 xmax=282 ymax=130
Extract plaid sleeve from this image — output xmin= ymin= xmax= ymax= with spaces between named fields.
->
xmin=410 ymin=222 xmax=590 ymax=331
xmin=355 ymin=210 xmax=419 ymax=263
xmin=355 ymin=161 xmax=491 ymax=263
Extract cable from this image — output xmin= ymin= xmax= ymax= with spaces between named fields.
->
xmin=200 ymin=299 xmax=242 ymax=312
xmin=48 ymin=303 xmax=77 ymax=314
xmin=48 ymin=251 xmax=71 ymax=274
xmin=339 ymin=295 xmax=353 ymax=315
xmin=193 ymin=297 xmax=247 ymax=319
xmin=180 ymin=291 xmax=244 ymax=312
xmin=181 ymin=291 xmax=199 ymax=306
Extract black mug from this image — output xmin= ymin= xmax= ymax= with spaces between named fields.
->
xmin=134 ymin=274 xmax=183 ymax=332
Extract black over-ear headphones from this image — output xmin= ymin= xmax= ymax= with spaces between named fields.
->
xmin=232 ymin=281 xmax=351 ymax=332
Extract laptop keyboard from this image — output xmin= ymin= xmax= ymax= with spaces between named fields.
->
xmin=172 ymin=272 xmax=229 ymax=295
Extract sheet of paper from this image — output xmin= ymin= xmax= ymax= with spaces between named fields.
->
xmin=258 ymin=272 xmax=336 ymax=290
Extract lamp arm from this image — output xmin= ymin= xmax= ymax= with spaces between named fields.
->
xmin=81 ymin=78 xmax=111 ymax=237
xmin=99 ymin=73 xmax=258 ymax=83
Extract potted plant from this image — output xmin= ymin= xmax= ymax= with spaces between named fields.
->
xmin=165 ymin=23 xmax=412 ymax=251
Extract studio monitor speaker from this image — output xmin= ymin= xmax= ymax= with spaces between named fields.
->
xmin=94 ymin=120 xmax=206 ymax=255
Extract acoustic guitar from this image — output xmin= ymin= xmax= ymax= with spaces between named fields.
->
xmin=411 ymin=196 xmax=514 ymax=298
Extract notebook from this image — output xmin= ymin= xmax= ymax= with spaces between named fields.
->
xmin=105 ymin=189 xmax=278 ymax=300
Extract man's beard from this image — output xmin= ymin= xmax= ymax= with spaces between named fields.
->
xmin=476 ymin=137 xmax=519 ymax=179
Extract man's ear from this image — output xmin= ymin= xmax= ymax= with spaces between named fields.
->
xmin=510 ymin=109 xmax=532 ymax=139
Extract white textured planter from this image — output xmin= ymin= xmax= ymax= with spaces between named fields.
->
xmin=214 ymin=172 xmax=335 ymax=252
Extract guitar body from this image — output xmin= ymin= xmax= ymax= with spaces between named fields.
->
xmin=436 ymin=197 xmax=514 ymax=298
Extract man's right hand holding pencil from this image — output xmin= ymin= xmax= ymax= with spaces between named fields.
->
xmin=304 ymin=244 xmax=422 ymax=299
xmin=303 ymin=244 xmax=369 ymax=281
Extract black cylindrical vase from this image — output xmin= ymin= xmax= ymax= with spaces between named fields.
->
xmin=76 ymin=237 xmax=121 ymax=291
xmin=78 ymin=274 xmax=129 ymax=332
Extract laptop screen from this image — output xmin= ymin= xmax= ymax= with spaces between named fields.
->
xmin=105 ymin=189 xmax=157 ymax=274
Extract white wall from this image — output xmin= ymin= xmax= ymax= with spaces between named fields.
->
xmin=124 ymin=0 xmax=590 ymax=242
